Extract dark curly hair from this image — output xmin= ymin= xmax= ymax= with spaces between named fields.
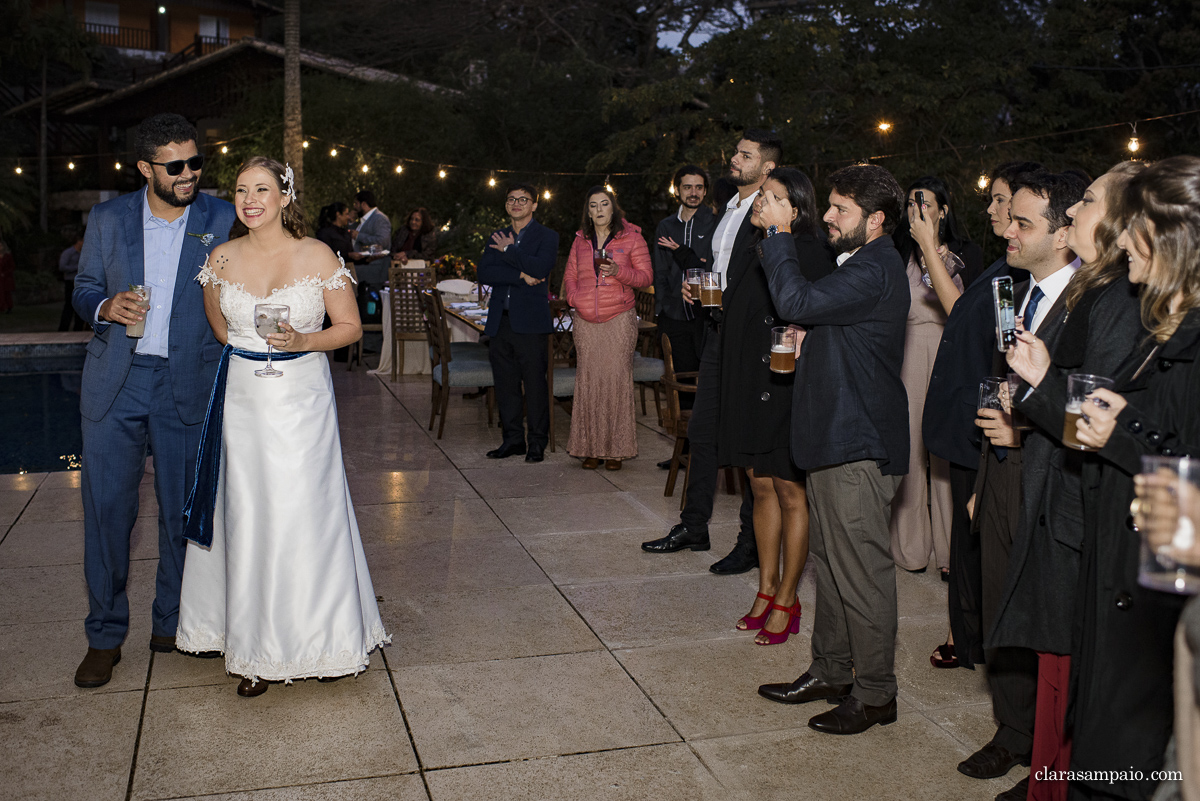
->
xmin=134 ymin=114 xmax=198 ymax=164
xmin=826 ymin=164 xmax=904 ymax=235
xmin=228 ymin=156 xmax=308 ymax=241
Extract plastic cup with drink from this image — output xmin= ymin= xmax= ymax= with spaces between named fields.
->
xmin=1135 ymin=455 xmax=1200 ymax=595
xmin=126 ymin=284 xmax=151 ymax=338
xmin=1063 ymin=373 xmax=1114 ymax=451
xmin=770 ymin=327 xmax=796 ymax=374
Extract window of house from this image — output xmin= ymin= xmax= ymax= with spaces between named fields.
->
xmin=198 ymin=15 xmax=230 ymax=41
xmin=84 ymin=1 xmax=120 ymax=29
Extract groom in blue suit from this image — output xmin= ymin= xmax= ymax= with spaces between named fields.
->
xmin=72 ymin=114 xmax=236 ymax=688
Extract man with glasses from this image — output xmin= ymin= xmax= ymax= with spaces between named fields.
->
xmin=71 ymin=113 xmax=236 ymax=688
xmin=477 ymin=184 xmax=559 ymax=462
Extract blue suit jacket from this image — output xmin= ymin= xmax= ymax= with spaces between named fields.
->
xmin=477 ymin=218 xmax=559 ymax=336
xmin=73 ymin=189 xmax=237 ymax=424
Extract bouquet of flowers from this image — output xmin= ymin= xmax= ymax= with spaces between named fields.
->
xmin=431 ymin=254 xmax=478 ymax=283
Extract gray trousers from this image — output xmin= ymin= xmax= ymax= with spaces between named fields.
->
xmin=805 ymin=460 xmax=903 ymax=707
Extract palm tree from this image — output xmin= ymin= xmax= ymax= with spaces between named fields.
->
xmin=283 ymin=0 xmax=304 ymax=207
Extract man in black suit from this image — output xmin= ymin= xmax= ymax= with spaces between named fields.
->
xmin=641 ymin=131 xmax=779 ymax=571
xmin=755 ymin=164 xmax=910 ymax=736
xmin=477 ymin=183 xmax=559 ymax=463
xmin=961 ymin=171 xmax=1085 ymax=801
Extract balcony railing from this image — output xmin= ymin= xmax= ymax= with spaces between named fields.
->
xmin=82 ymin=22 xmax=155 ymax=51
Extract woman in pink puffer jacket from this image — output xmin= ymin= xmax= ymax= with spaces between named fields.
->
xmin=561 ymin=187 xmax=653 ymax=470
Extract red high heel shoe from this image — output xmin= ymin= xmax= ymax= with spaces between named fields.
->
xmin=755 ymin=599 xmax=801 ymax=645
xmin=736 ymin=592 xmax=775 ymax=631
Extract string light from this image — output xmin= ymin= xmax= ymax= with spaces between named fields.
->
xmin=68 ymin=162 xmax=75 ymax=170
xmin=438 ymin=169 xmax=447 ymax=179
xmin=488 ymin=175 xmax=496 ymax=187
xmin=877 ymin=122 xmax=892 ymax=133
xmin=543 ymin=189 xmax=551 ymax=200
xmin=220 ymin=146 xmax=228 ymax=154
xmin=668 ymin=184 xmax=676 ymax=196
xmin=329 ymin=148 xmax=337 ymax=157
xmin=302 ymin=141 xmax=309 ymax=149
xmin=14 ymin=166 xmax=21 ymax=175
xmin=977 ymin=173 xmax=989 ymax=190
xmin=394 ymin=165 xmax=403 ymax=174
xmin=1127 ymin=123 xmax=1140 ymax=153
xmin=114 ymin=161 xmax=121 ymax=170
xmin=361 ymin=165 xmax=369 ymax=173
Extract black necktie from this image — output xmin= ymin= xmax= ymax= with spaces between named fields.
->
xmin=1024 ymin=285 xmax=1045 ymax=331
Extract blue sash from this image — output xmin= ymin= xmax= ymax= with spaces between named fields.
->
xmin=182 ymin=345 xmax=311 ymax=547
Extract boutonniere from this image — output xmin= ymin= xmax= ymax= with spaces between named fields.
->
xmin=188 ymin=232 xmax=216 ymax=246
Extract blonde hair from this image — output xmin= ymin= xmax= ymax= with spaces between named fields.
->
xmin=228 ymin=156 xmax=307 ymax=240
xmin=1064 ymin=161 xmax=1146 ymax=312
xmin=1119 ymin=155 xmax=1200 ymax=342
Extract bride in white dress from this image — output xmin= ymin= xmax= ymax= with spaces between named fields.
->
xmin=177 ymin=156 xmax=388 ymax=696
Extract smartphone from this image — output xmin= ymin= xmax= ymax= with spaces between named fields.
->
xmin=914 ymin=190 xmax=926 ymax=221
xmin=992 ymin=276 xmax=1016 ymax=351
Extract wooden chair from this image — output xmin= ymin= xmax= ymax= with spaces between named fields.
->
xmin=421 ymin=290 xmax=495 ymax=439
xmin=347 ymin=263 xmax=384 ymax=371
xmin=387 ymin=263 xmax=434 ymax=380
xmin=632 ymin=287 xmax=664 ymax=424
xmin=659 ymin=335 xmax=699 ymax=503
xmin=547 ymin=299 xmax=577 ymax=453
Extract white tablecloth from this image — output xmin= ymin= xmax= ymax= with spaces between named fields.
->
xmin=368 ymin=288 xmax=483 ymax=379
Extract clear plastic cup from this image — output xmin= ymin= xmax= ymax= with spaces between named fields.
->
xmin=1136 ymin=455 xmax=1200 ymax=595
xmin=126 ymin=285 xmax=151 ymax=338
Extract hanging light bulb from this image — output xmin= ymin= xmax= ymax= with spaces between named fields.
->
xmin=438 ymin=169 xmax=447 ymax=179
xmin=14 ymin=166 xmax=22 ymax=175
xmin=394 ymin=165 xmax=403 ymax=174
xmin=605 ymin=183 xmax=615 ymax=194
xmin=220 ymin=145 xmax=228 ymax=154
xmin=302 ymin=141 xmax=309 ymax=149
xmin=361 ymin=165 xmax=369 ymax=174
xmin=488 ymin=176 xmax=496 ymax=187
xmin=977 ymin=173 xmax=989 ymax=190
xmin=1128 ymin=136 xmax=1140 ymax=153
xmin=329 ymin=148 xmax=338 ymax=157
xmin=877 ymin=122 xmax=892 ymax=133
xmin=668 ymin=184 xmax=676 ymax=196
xmin=543 ymin=189 xmax=551 ymax=200
xmin=114 ymin=161 xmax=121 ymax=170
xmin=68 ymin=162 xmax=76 ymax=170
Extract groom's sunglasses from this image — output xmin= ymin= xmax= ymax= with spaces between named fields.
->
xmin=147 ymin=155 xmax=205 ymax=176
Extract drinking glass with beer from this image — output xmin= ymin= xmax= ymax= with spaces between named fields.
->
xmin=1063 ymin=373 xmax=1114 ymax=451
xmin=700 ymin=272 xmax=722 ymax=307
xmin=685 ymin=268 xmax=704 ymax=302
xmin=770 ymin=327 xmax=796 ymax=374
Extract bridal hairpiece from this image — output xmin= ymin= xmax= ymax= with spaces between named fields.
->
xmin=281 ymin=163 xmax=295 ymax=198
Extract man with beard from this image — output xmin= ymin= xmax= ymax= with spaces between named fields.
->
xmin=71 ymin=114 xmax=236 ymax=688
xmin=651 ymin=165 xmax=715 ymax=379
xmin=641 ymin=132 xmax=778 ymax=570
xmin=755 ymin=164 xmax=910 ymax=735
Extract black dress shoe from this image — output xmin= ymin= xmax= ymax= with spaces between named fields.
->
xmin=995 ymin=775 xmax=1030 ymax=801
xmin=149 ymin=634 xmax=175 ymax=653
xmin=710 ymin=541 xmax=758 ymax=574
xmin=757 ymin=671 xmax=853 ymax=705
xmin=525 ymin=447 xmax=544 ymax=463
xmin=656 ymin=458 xmax=672 ymax=470
xmin=808 ymin=695 xmax=897 ymax=735
xmin=641 ymin=524 xmax=710 ymax=553
xmin=486 ymin=443 xmax=526 ymax=459
xmin=957 ymin=741 xmax=1030 ymax=779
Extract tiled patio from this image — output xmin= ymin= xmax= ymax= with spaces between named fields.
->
xmin=1 ymin=369 xmax=1014 ymax=800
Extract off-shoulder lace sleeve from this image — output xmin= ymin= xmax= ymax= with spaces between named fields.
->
xmin=195 ymin=254 xmax=237 ymax=288
xmin=320 ymin=255 xmax=355 ymax=290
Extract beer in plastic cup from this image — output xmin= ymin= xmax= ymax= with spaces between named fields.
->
xmin=1063 ymin=373 xmax=1114 ymax=451
xmin=770 ymin=327 xmax=796 ymax=374
xmin=686 ymin=268 xmax=703 ymax=301
xmin=700 ymin=272 xmax=722 ymax=307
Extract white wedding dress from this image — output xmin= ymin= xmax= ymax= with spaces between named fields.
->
xmin=176 ymin=259 xmax=389 ymax=681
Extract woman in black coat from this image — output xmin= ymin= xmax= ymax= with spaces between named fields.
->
xmin=315 ymin=202 xmax=354 ymax=263
xmin=720 ymin=167 xmax=834 ymax=645
xmin=1008 ymin=156 xmax=1200 ymax=800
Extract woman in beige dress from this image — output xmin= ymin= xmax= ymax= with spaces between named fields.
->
xmin=890 ymin=177 xmax=968 ymax=576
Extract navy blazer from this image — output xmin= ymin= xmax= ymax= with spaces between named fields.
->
xmin=760 ymin=233 xmax=910 ymax=475
xmin=477 ymin=218 xmax=559 ymax=336
xmin=922 ymin=257 xmax=1027 ymax=469
xmin=73 ymin=188 xmax=236 ymax=425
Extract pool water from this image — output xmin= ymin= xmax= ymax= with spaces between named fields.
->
xmin=1 ymin=371 xmax=84 ymax=474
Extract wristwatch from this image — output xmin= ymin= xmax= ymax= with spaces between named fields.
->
xmin=765 ymin=225 xmax=780 ymax=238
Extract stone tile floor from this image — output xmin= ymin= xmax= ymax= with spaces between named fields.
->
xmin=0 ymin=370 xmax=1015 ymax=800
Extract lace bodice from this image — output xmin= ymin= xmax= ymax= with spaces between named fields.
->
xmin=197 ymin=256 xmax=353 ymax=350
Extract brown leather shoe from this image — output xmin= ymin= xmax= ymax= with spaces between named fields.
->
xmin=605 ymin=459 xmax=622 ymax=471
xmin=75 ymin=647 xmax=121 ymax=688
xmin=149 ymin=635 xmax=175 ymax=653
xmin=581 ymin=458 xmax=601 ymax=469
xmin=237 ymin=677 xmax=269 ymax=697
